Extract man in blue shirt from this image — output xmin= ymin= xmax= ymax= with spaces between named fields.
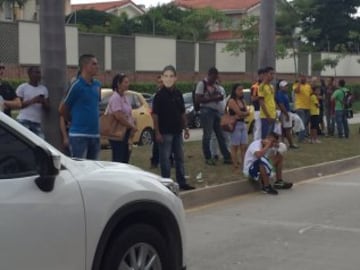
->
xmin=59 ymin=54 xmax=101 ymax=160
xmin=276 ymin=80 xmax=298 ymax=149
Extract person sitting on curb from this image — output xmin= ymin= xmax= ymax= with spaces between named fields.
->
xmin=243 ymin=132 xmax=293 ymax=195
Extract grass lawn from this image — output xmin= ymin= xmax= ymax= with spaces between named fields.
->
xmin=100 ymin=124 xmax=360 ymax=188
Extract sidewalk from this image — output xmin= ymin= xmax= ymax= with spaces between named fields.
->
xmin=181 ymin=155 xmax=360 ymax=209
xmin=181 ymin=113 xmax=360 ymax=209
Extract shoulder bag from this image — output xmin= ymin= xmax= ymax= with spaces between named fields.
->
xmin=100 ymin=106 xmax=127 ymax=141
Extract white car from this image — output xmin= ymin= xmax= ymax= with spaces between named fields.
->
xmin=0 ymin=112 xmax=187 ymax=270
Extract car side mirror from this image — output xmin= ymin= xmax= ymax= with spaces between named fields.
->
xmin=34 ymin=146 xmax=60 ymax=192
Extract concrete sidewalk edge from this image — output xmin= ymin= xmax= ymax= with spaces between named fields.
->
xmin=180 ymin=155 xmax=360 ymax=209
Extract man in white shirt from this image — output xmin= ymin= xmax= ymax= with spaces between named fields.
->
xmin=16 ymin=66 xmax=49 ymax=138
xmin=243 ymin=132 xmax=293 ymax=195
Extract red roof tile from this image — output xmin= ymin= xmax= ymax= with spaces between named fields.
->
xmin=173 ymin=0 xmax=260 ymax=11
xmin=72 ymin=0 xmax=143 ymax=12
xmin=207 ymin=30 xmax=234 ymax=40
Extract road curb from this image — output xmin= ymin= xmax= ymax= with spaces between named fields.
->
xmin=180 ymin=155 xmax=360 ymax=209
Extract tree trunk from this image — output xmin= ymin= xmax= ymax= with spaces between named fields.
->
xmin=39 ymin=0 xmax=67 ymax=150
xmin=258 ymin=0 xmax=276 ymax=69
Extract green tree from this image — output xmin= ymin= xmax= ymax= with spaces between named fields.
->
xmin=65 ymin=9 xmax=116 ymax=32
xmin=291 ymin=0 xmax=360 ymax=52
xmin=223 ymin=15 xmax=259 ymax=73
xmin=0 ymin=0 xmax=27 ymax=20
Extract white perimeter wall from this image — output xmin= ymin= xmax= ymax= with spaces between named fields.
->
xmin=135 ymin=36 xmax=176 ymax=71
xmin=18 ymin=21 xmax=78 ymax=66
xmin=215 ymin=43 xmax=246 ymax=72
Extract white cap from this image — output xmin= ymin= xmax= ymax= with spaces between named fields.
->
xmin=279 ymin=80 xmax=288 ymax=88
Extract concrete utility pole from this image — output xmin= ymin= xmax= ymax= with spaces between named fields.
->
xmin=40 ymin=0 xmax=67 ymax=150
xmin=258 ymin=0 xmax=276 ymax=69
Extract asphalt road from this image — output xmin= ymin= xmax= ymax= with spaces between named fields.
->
xmin=185 ymin=168 xmax=360 ymax=270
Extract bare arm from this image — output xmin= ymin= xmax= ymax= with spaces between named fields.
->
xmin=228 ymin=99 xmax=249 ymax=118
xmin=254 ymin=139 xmax=274 ymax=158
xmin=58 ymin=101 xmax=71 ymax=123
xmin=259 ymin=98 xmax=272 ymax=119
xmin=3 ymin=97 xmax=21 ymax=109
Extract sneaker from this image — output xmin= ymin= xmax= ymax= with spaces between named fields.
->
xmin=314 ymin=139 xmax=322 ymax=144
xmin=262 ymin=185 xmax=278 ymax=195
xmin=274 ymin=179 xmax=293 ymax=189
xmin=289 ymin=144 xmax=299 ymax=149
xmin=180 ymin=184 xmax=195 ymax=191
xmin=205 ymin=159 xmax=216 ymax=166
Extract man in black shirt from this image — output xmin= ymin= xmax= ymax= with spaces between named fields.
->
xmin=0 ymin=62 xmax=21 ymax=116
xmin=152 ymin=65 xmax=195 ymax=191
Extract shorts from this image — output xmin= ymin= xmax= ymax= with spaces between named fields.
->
xmin=248 ymin=157 xmax=273 ymax=181
xmin=310 ymin=115 xmax=320 ymax=129
xmin=280 ymin=113 xmax=292 ymax=129
xmin=231 ymin=121 xmax=248 ymax=146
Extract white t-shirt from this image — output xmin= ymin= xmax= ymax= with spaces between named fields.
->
xmin=16 ymin=83 xmax=48 ymax=123
xmin=243 ymin=139 xmax=263 ymax=175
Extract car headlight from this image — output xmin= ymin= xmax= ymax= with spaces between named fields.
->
xmin=160 ymin=179 xmax=180 ymax=196
xmin=185 ymin=105 xmax=193 ymax=114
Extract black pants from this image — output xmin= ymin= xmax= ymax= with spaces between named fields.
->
xmin=109 ymin=129 xmax=131 ymax=163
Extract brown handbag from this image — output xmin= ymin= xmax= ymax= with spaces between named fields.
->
xmin=100 ymin=110 xmax=127 ymax=141
xmin=220 ymin=113 xmax=237 ymax=132
xmin=220 ymin=100 xmax=237 ymax=132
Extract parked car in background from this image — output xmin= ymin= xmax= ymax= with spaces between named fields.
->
xmin=0 ymin=111 xmax=187 ymax=270
xmin=100 ymin=89 xmax=154 ymax=146
xmin=183 ymin=92 xmax=201 ymax=129
xmin=140 ymin=92 xmax=155 ymax=107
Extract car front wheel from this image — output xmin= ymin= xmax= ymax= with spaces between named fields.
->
xmin=102 ymin=224 xmax=175 ymax=270
xmin=193 ymin=114 xmax=201 ymax=128
xmin=139 ymin=128 xmax=153 ymax=145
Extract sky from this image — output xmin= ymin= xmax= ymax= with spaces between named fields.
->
xmin=71 ymin=0 xmax=173 ymax=8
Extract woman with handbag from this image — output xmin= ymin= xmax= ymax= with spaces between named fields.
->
xmin=227 ymin=83 xmax=250 ymax=171
xmin=107 ymin=73 xmax=137 ymax=163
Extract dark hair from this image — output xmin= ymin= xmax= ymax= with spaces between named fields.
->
xmin=339 ymin=79 xmax=345 ymax=87
xmin=112 ymin=73 xmax=127 ymax=91
xmin=208 ymin=67 xmax=218 ymax=76
xmin=79 ymin=54 xmax=95 ymax=70
xmin=267 ymin=131 xmax=279 ymax=140
xmin=257 ymin=68 xmax=264 ymax=75
xmin=263 ymin=66 xmax=274 ymax=74
xmin=162 ymin=65 xmax=176 ymax=76
xmin=230 ymin=83 xmax=243 ymax=99
xmin=27 ymin=66 xmax=39 ymax=76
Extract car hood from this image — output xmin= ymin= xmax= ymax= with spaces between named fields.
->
xmin=66 ymin=158 xmax=165 ymax=184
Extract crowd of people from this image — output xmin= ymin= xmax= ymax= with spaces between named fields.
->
xmin=0 ymin=56 xmax=354 ymax=194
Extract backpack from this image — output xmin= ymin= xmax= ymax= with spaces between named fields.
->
xmin=192 ymin=79 xmax=207 ymax=112
xmin=341 ymin=89 xmax=353 ymax=109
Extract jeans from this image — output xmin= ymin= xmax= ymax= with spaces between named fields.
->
xmin=200 ymin=107 xmax=231 ymax=161
xmin=18 ymin=119 xmax=45 ymax=139
xmin=260 ymin=118 xmax=275 ymax=139
xmin=210 ymin=130 xmax=230 ymax=158
xmin=295 ymin=109 xmax=310 ymax=141
xmin=69 ymin=136 xmax=100 ymax=160
xmin=335 ymin=110 xmax=349 ymax=138
xmin=109 ymin=129 xmax=131 ymax=163
xmin=158 ymin=133 xmax=186 ymax=187
xmin=325 ymin=107 xmax=335 ymax=135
